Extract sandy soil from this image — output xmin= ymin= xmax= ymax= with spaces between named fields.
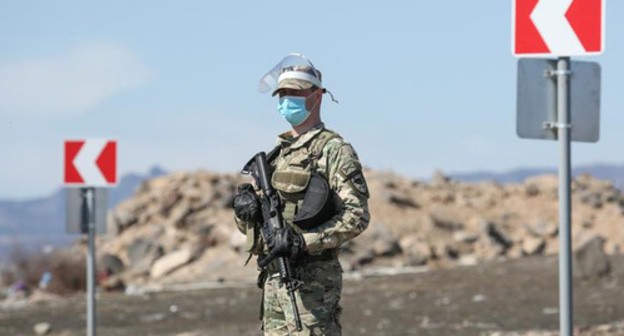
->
xmin=2 ymin=255 xmax=624 ymax=336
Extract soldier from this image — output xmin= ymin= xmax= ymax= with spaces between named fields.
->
xmin=233 ymin=53 xmax=370 ymax=335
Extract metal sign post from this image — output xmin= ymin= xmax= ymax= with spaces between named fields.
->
xmin=68 ymin=187 xmax=107 ymax=336
xmin=83 ymin=187 xmax=97 ymax=336
xmin=555 ymin=57 xmax=573 ymax=336
xmin=516 ymin=56 xmax=602 ymax=336
xmin=517 ymin=56 xmax=603 ymax=336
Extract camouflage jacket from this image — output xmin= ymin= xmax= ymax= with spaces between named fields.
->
xmin=236 ymin=122 xmax=370 ymax=254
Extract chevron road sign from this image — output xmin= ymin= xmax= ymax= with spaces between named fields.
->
xmin=513 ymin=2 xmax=604 ymax=336
xmin=513 ymin=0 xmax=604 ymax=56
xmin=63 ymin=138 xmax=117 ymax=336
xmin=64 ymin=139 xmax=117 ymax=187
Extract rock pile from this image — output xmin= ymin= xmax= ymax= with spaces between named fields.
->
xmin=96 ymin=169 xmax=624 ymax=289
xmin=99 ymin=171 xmax=250 ymax=288
xmin=350 ymin=171 xmax=623 ymax=271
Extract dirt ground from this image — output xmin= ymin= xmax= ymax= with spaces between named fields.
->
xmin=2 ymin=255 xmax=624 ymax=336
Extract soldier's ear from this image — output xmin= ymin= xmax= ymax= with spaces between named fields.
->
xmin=317 ymin=88 xmax=324 ymax=99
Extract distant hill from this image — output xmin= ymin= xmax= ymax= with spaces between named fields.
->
xmin=450 ymin=163 xmax=624 ymax=191
xmin=0 ymin=166 xmax=166 ymax=260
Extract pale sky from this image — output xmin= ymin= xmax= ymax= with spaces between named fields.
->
xmin=1 ymin=1 xmax=622 ymax=199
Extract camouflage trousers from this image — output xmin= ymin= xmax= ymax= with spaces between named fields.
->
xmin=261 ymin=258 xmax=343 ymax=336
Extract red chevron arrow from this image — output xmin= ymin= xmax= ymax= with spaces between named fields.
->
xmin=565 ymin=0 xmax=602 ymax=52
xmin=96 ymin=141 xmax=116 ymax=183
xmin=64 ymin=141 xmax=85 ymax=184
xmin=515 ymin=0 xmax=550 ymax=54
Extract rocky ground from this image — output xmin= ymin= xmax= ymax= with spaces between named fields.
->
xmin=2 ymin=169 xmax=624 ymax=335
xmin=2 ymin=255 xmax=624 ymax=336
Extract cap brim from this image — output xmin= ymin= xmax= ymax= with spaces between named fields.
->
xmin=271 ymin=78 xmax=315 ymax=96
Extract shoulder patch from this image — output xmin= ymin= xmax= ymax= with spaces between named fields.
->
xmin=339 ymin=157 xmax=369 ymax=198
xmin=339 ymin=160 xmax=360 ymax=180
xmin=350 ymin=172 xmax=370 ymax=198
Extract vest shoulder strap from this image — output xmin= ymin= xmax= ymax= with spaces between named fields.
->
xmin=309 ymin=129 xmax=341 ymax=158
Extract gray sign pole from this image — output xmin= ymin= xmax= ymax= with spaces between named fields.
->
xmin=82 ymin=187 xmax=97 ymax=336
xmin=518 ymin=56 xmax=601 ymax=336
xmin=68 ymin=186 xmax=107 ymax=335
xmin=556 ymin=56 xmax=573 ymax=336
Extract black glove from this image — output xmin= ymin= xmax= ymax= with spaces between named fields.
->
xmin=232 ymin=183 xmax=261 ymax=222
xmin=268 ymin=226 xmax=306 ymax=259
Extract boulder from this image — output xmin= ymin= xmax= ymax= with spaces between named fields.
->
xmin=101 ymin=275 xmax=126 ymax=292
xmin=219 ymin=223 xmax=237 ymax=243
xmin=447 ymin=238 xmax=477 ymax=258
xmin=167 ymin=202 xmax=193 ymax=227
xmin=213 ymin=178 xmax=236 ymax=209
xmin=216 ymin=190 xmax=236 ymax=209
xmin=107 ymin=212 xmax=119 ymax=236
xmin=484 ymin=222 xmax=513 ymax=250
xmin=430 ymin=242 xmax=451 ymax=260
xmin=506 ymin=245 xmax=524 ymax=259
xmin=385 ymin=192 xmax=420 ymax=209
xmin=453 ymin=231 xmax=479 ymax=244
xmin=372 ymin=238 xmax=401 ymax=257
xmin=33 ymin=322 xmax=52 ymax=335
xmin=160 ymin=191 xmax=182 ymax=215
xmin=150 ymin=248 xmax=195 ymax=278
xmin=458 ymin=254 xmax=478 ymax=266
xmin=574 ymin=236 xmax=610 ymax=279
xmin=601 ymin=187 xmax=619 ymax=203
xmin=384 ymin=181 xmax=398 ymax=189
xmin=522 ymin=237 xmax=546 ymax=256
xmin=444 ymin=244 xmax=460 ymax=259
xmin=100 ymin=253 xmax=125 ymax=275
xmin=430 ymin=210 xmax=464 ymax=231
xmin=524 ymin=175 xmax=558 ymax=196
xmin=369 ymin=224 xmax=402 ymax=257
xmin=127 ymin=238 xmax=164 ymax=272
xmin=399 ymin=236 xmax=431 ymax=266
xmin=525 ymin=183 xmax=540 ymax=197
xmin=525 ymin=221 xmax=558 ymax=238
xmin=578 ymin=191 xmax=603 ymax=209
xmin=352 ymin=249 xmax=374 ymax=267
xmin=112 ymin=207 xmax=137 ymax=230
xmin=229 ymin=231 xmax=247 ymax=252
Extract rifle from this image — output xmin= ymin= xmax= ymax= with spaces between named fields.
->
xmin=242 ymin=151 xmax=303 ymax=332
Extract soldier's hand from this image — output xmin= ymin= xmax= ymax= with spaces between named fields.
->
xmin=269 ymin=226 xmax=305 ymax=259
xmin=232 ymin=183 xmax=261 ymax=222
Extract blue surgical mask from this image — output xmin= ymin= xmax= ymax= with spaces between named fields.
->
xmin=277 ymin=95 xmax=311 ymax=126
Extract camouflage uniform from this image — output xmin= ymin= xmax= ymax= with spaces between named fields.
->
xmin=236 ymin=122 xmax=370 ymax=335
